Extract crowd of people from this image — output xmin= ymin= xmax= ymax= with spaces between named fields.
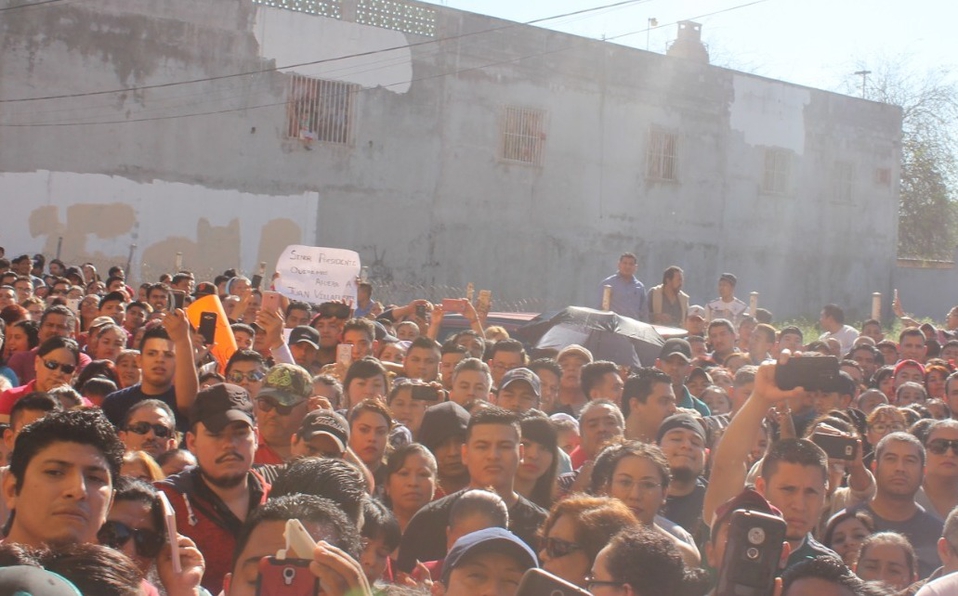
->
xmin=0 ymin=248 xmax=956 ymax=595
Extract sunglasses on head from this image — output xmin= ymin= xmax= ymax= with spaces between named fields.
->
xmin=40 ymin=358 xmax=76 ymax=375
xmin=125 ymin=421 xmax=173 ymax=439
xmin=928 ymin=438 xmax=958 ymax=455
xmin=543 ymin=536 xmax=583 ymax=559
xmin=256 ymin=397 xmax=303 ymax=416
xmin=227 ymin=370 xmax=266 ymax=384
xmin=98 ymin=520 xmax=164 ymax=558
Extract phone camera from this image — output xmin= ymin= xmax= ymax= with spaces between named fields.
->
xmin=747 ymin=527 xmax=766 ymax=545
xmin=282 ymin=566 xmax=296 ymax=585
xmin=746 ymin=547 xmax=760 ymax=560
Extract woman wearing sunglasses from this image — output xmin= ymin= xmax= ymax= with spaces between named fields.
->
xmin=0 ymin=336 xmax=80 ymax=420
xmin=99 ymin=476 xmax=206 ymax=596
xmin=537 ymin=495 xmax=639 ymax=589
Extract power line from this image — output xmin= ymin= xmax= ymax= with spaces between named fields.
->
xmin=0 ymin=0 xmax=652 ymax=104
xmin=0 ymin=0 xmax=773 ymax=128
xmin=0 ymin=0 xmax=68 ymax=12
xmin=604 ymin=0 xmax=772 ymax=42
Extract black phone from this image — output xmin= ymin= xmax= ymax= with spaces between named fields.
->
xmin=172 ymin=290 xmax=186 ymax=310
xmin=411 ymin=385 xmax=439 ymax=402
xmin=251 ymin=274 xmax=263 ymax=290
xmin=774 ymin=355 xmax=839 ymax=392
xmin=199 ymin=312 xmax=218 ymax=346
xmin=516 ymin=568 xmax=591 ymax=596
xmin=812 ymin=432 xmax=857 ymax=460
xmin=716 ymin=510 xmax=786 ymax=596
xmin=415 ymin=304 xmax=426 ymax=319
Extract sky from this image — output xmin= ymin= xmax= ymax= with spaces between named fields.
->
xmin=425 ymin=0 xmax=957 ymax=97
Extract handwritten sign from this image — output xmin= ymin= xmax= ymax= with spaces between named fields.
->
xmin=274 ymin=245 xmax=360 ymax=304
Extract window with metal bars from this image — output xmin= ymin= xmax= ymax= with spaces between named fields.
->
xmin=763 ymin=148 xmax=790 ymax=194
xmin=500 ymin=106 xmax=546 ymax=165
xmin=646 ymin=128 xmax=678 ymax=181
xmin=286 ymin=75 xmax=357 ymax=145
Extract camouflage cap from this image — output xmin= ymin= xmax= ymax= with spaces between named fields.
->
xmin=257 ymin=363 xmax=313 ymax=406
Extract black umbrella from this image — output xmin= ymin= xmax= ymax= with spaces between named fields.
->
xmin=513 ymin=306 xmax=673 ymax=367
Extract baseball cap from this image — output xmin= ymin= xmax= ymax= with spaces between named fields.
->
xmin=418 ymin=401 xmax=470 ymax=452
xmin=711 ymin=488 xmax=782 ymax=533
xmin=0 ymin=566 xmax=82 ymax=596
xmin=659 ymin=338 xmax=692 ymax=362
xmin=442 ymin=528 xmax=538 ymax=584
xmin=719 ymin=273 xmax=737 ymax=286
xmin=289 ymin=326 xmax=320 ymax=350
xmin=189 ymin=383 xmax=255 ymax=433
xmin=557 ymin=344 xmax=593 ymax=364
xmin=195 ymin=282 xmax=217 ymax=297
xmin=297 ymin=410 xmax=349 ymax=453
xmin=258 ymin=363 xmax=314 ymax=406
xmin=498 ymin=368 xmax=541 ymax=398
xmin=687 ymin=305 xmax=706 ymax=320
xmin=656 ymin=413 xmax=706 ymax=444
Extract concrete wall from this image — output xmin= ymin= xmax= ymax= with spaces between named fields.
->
xmin=0 ymin=0 xmax=903 ymax=319
xmin=894 ymin=252 xmax=958 ymax=320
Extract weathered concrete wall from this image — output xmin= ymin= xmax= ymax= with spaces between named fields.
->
xmin=0 ymin=0 xmax=902 ymax=318
xmin=894 ymin=252 xmax=958 ymax=320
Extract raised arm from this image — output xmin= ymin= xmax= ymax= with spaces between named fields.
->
xmin=164 ymin=309 xmax=199 ymax=414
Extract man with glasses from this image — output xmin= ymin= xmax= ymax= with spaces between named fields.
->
xmin=7 ymin=305 xmax=91 ymax=384
xmin=224 ymin=350 xmax=267 ymax=399
xmin=486 ymin=339 xmax=526 ymax=388
xmin=919 ymin=420 xmax=958 ymax=521
xmin=253 ymin=362 xmax=313 ymax=465
xmin=118 ymin=399 xmax=177 ymax=459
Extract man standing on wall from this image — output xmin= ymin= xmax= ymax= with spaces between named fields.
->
xmin=598 ymin=252 xmax=647 ymax=321
xmin=706 ymin=273 xmax=747 ymax=327
xmin=648 ymin=266 xmax=689 ymax=326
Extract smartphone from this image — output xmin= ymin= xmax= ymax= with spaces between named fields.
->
xmin=157 ymin=492 xmax=181 ymax=573
xmin=65 ymin=297 xmax=80 ymax=315
xmin=517 ymin=568 xmax=591 ymax=596
xmin=716 ymin=510 xmax=786 ymax=596
xmin=774 ymin=355 xmax=839 ymax=392
xmin=415 ymin=304 xmax=427 ymax=319
xmin=199 ymin=312 xmax=218 ymax=346
xmin=172 ymin=290 xmax=186 ymax=310
xmin=174 ymin=252 xmax=183 ymax=271
xmin=336 ymin=343 xmax=353 ymax=369
xmin=442 ymin=298 xmax=466 ymax=314
xmin=812 ymin=432 xmax=857 ymax=460
xmin=262 ymin=290 xmax=282 ymax=313
xmin=411 ymin=385 xmax=440 ymax=402
xmin=256 ymin=558 xmax=317 ymax=596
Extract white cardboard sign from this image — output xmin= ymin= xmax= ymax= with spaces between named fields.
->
xmin=274 ymin=245 xmax=360 ymax=304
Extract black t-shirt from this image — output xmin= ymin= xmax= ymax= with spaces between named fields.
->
xmin=102 ymin=384 xmax=185 ymax=431
xmin=395 ymin=488 xmax=547 ymax=572
xmin=660 ymin=477 xmax=708 ymax=539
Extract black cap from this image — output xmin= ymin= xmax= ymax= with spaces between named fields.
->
xmin=659 ymin=338 xmax=692 ymax=362
xmin=189 ymin=383 xmax=255 ymax=433
xmin=298 ymin=410 xmax=350 ymax=453
xmin=418 ymin=401 xmax=469 ymax=452
xmin=289 ymin=326 xmax=320 ymax=349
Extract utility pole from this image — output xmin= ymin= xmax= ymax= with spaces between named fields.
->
xmin=854 ymin=69 xmax=871 ymax=99
xmin=647 ymin=17 xmax=657 ymax=51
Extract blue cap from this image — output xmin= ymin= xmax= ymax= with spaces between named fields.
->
xmin=498 ymin=367 xmax=541 ymax=398
xmin=442 ymin=528 xmax=538 ymax=583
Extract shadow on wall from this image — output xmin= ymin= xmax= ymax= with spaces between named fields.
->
xmin=28 ymin=204 xmax=303 ymax=282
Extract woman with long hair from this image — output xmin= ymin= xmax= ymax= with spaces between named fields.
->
xmin=515 ymin=413 xmax=559 ymax=509
xmin=383 ymin=443 xmax=437 ymax=532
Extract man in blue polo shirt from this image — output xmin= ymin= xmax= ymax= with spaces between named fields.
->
xmin=598 ymin=252 xmax=647 ymax=321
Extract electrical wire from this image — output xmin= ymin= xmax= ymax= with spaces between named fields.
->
xmin=0 ymin=0 xmax=68 ymax=12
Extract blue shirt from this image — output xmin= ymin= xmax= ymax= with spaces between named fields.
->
xmin=599 ymin=273 xmax=647 ymax=321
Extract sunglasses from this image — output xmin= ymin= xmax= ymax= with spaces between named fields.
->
xmin=40 ymin=358 xmax=76 ymax=375
xmin=98 ymin=520 xmax=164 ymax=558
xmin=543 ymin=536 xmax=583 ymax=559
xmin=227 ymin=370 xmax=266 ymax=384
xmin=928 ymin=439 xmax=958 ymax=455
xmin=125 ymin=421 xmax=173 ymax=439
xmin=256 ymin=397 xmax=304 ymax=416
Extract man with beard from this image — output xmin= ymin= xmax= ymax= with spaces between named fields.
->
xmin=156 ymin=383 xmax=267 ymax=595
xmin=657 ymin=413 xmax=708 ymax=538
xmin=117 ymin=399 xmax=177 ymax=460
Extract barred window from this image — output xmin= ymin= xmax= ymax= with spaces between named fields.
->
xmin=286 ymin=75 xmax=358 ymax=145
xmin=500 ymin=106 xmax=546 ymax=166
xmin=763 ymin=148 xmax=790 ymax=194
xmin=834 ymin=161 xmax=855 ymax=202
xmin=646 ymin=129 xmax=678 ymax=181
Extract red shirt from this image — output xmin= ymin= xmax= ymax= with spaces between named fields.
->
xmin=0 ymin=380 xmax=37 ymax=418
